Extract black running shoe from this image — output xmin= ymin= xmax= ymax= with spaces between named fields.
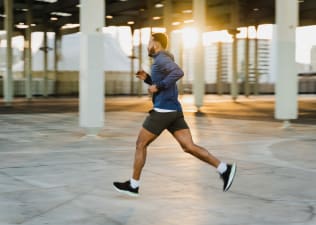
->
xmin=220 ymin=163 xmax=237 ymax=192
xmin=113 ymin=180 xmax=139 ymax=197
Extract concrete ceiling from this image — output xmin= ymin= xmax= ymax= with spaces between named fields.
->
xmin=0 ymin=0 xmax=315 ymax=35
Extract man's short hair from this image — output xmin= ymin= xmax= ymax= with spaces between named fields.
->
xmin=152 ymin=33 xmax=168 ymax=49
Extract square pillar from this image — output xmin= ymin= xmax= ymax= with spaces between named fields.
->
xmin=43 ymin=30 xmax=48 ymax=97
xmin=4 ymin=0 xmax=13 ymax=104
xmin=79 ymin=0 xmax=105 ymax=135
xmin=25 ymin=0 xmax=33 ymax=100
xmin=275 ymin=0 xmax=298 ymax=121
xmin=193 ymin=0 xmax=206 ymax=110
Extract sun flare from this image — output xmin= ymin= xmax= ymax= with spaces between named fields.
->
xmin=181 ymin=27 xmax=199 ymax=48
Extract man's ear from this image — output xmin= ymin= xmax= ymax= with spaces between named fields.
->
xmin=153 ymin=41 xmax=158 ymax=49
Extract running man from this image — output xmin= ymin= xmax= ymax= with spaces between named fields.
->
xmin=113 ymin=33 xmax=236 ymax=196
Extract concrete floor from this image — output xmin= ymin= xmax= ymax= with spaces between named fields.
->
xmin=0 ymin=95 xmax=316 ymax=225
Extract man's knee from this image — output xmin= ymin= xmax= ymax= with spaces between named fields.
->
xmin=136 ymin=139 xmax=150 ymax=150
xmin=181 ymin=142 xmax=195 ymax=154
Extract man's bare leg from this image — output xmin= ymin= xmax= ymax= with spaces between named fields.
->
xmin=172 ymin=128 xmax=237 ymax=192
xmin=113 ymin=128 xmax=157 ymax=196
xmin=172 ymin=129 xmax=220 ymax=167
xmin=132 ymin=128 xmax=157 ymax=180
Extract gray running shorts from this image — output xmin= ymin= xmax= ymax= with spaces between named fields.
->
xmin=142 ymin=110 xmax=189 ymax=136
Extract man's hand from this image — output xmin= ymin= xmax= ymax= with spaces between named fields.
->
xmin=148 ymin=85 xmax=158 ymax=94
xmin=136 ymin=70 xmax=147 ymax=80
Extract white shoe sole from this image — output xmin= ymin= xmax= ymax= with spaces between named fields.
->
xmin=113 ymin=185 xmax=139 ymax=197
xmin=224 ymin=162 xmax=237 ymax=192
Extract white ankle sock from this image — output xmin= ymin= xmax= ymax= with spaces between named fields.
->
xmin=217 ymin=162 xmax=227 ymax=174
xmin=130 ymin=178 xmax=140 ymax=188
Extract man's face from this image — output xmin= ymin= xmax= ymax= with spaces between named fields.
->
xmin=147 ymin=37 xmax=156 ymax=57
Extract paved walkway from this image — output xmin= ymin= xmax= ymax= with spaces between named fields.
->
xmin=0 ymin=95 xmax=315 ymax=225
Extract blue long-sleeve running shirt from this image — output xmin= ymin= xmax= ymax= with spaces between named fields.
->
xmin=144 ymin=51 xmax=184 ymax=112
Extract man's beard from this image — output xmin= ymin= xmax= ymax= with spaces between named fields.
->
xmin=148 ymin=46 xmax=155 ymax=57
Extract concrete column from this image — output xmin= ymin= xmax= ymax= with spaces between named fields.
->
xmin=216 ymin=41 xmax=223 ymax=95
xmin=193 ymin=0 xmax=206 ymax=110
xmin=130 ymin=34 xmax=135 ymax=95
xmin=163 ymin=0 xmax=173 ymax=36
xmin=43 ymin=30 xmax=48 ymax=97
xmin=79 ymin=0 xmax=105 ymax=135
xmin=137 ymin=30 xmax=143 ymax=96
xmin=230 ymin=0 xmax=239 ymax=101
xmin=231 ymin=33 xmax=239 ymax=101
xmin=275 ymin=0 xmax=298 ymax=123
xmin=53 ymin=32 xmax=61 ymax=95
xmin=54 ymin=31 xmax=61 ymax=80
xmin=178 ymin=39 xmax=184 ymax=95
xmin=25 ymin=0 xmax=32 ymax=100
xmin=311 ymin=46 xmax=316 ymax=71
xmin=170 ymin=31 xmax=183 ymax=94
xmin=254 ymin=27 xmax=259 ymax=95
xmin=244 ymin=28 xmax=250 ymax=97
xmin=4 ymin=0 xmax=13 ymax=104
